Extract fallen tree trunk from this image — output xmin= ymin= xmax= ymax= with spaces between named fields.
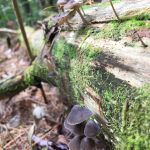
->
xmin=0 ymin=24 xmax=60 ymax=100
xmin=0 ymin=74 xmax=27 ymax=99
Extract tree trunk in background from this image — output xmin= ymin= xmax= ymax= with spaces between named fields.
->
xmin=21 ymin=0 xmax=31 ymax=14
xmin=47 ymin=0 xmax=53 ymax=5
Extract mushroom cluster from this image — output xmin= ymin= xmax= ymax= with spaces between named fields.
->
xmin=64 ymin=105 xmax=100 ymax=150
xmin=52 ymin=0 xmax=89 ymax=27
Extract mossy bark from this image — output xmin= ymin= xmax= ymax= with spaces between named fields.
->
xmin=0 ymin=57 xmax=57 ymax=99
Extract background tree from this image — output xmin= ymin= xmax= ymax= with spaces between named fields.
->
xmin=20 ymin=0 xmax=31 ymax=14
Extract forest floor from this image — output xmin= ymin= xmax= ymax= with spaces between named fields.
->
xmin=0 ymin=39 xmax=68 ymax=149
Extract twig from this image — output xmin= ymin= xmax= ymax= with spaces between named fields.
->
xmin=109 ymin=0 xmax=121 ymax=22
xmin=7 ymin=128 xmax=20 ymax=150
xmin=3 ymin=130 xmax=26 ymax=149
xmin=133 ymin=30 xmax=148 ymax=48
xmin=39 ymin=83 xmax=48 ymax=104
xmin=12 ymin=0 xmax=34 ymax=61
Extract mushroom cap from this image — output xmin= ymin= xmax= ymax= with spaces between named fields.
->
xmin=69 ymin=135 xmax=83 ymax=150
xmin=57 ymin=0 xmax=68 ymax=5
xmin=67 ymin=105 xmax=93 ymax=125
xmin=64 ymin=120 xmax=85 ymax=135
xmin=80 ymin=137 xmax=95 ymax=150
xmin=64 ymin=0 xmax=82 ymax=10
xmin=84 ymin=120 xmax=100 ymax=138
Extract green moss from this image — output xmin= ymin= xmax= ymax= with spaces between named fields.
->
xmin=52 ymin=38 xmax=77 ymax=72
xmin=24 ymin=58 xmax=56 ymax=86
xmin=53 ymin=34 xmax=150 ymax=149
xmin=118 ymin=85 xmax=150 ymax=150
xmin=135 ymin=13 xmax=150 ymax=21
xmin=96 ymin=19 xmax=148 ymax=41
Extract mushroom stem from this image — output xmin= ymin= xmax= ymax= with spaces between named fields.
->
xmin=66 ymin=20 xmax=73 ymax=28
xmin=76 ymin=8 xmax=89 ymax=25
xmin=81 ymin=6 xmax=86 ymax=16
xmin=60 ymin=5 xmax=64 ymax=12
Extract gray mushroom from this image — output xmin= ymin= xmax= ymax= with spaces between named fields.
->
xmin=84 ymin=120 xmax=100 ymax=138
xmin=51 ymin=13 xmax=69 ymax=26
xmin=64 ymin=0 xmax=88 ymax=24
xmin=80 ymin=137 xmax=96 ymax=150
xmin=64 ymin=120 xmax=85 ymax=135
xmin=57 ymin=0 xmax=69 ymax=12
xmin=67 ymin=105 xmax=93 ymax=125
xmin=69 ymin=135 xmax=83 ymax=150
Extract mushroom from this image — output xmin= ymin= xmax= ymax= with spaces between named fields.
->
xmin=67 ymin=105 xmax=93 ymax=125
xmin=57 ymin=0 xmax=69 ymax=12
xmin=68 ymin=135 xmax=83 ymax=150
xmin=80 ymin=137 xmax=96 ymax=150
xmin=64 ymin=119 xmax=85 ymax=135
xmin=51 ymin=12 xmax=74 ymax=28
xmin=84 ymin=120 xmax=100 ymax=138
xmin=64 ymin=0 xmax=89 ymax=25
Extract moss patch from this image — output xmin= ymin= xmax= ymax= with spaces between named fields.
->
xmin=95 ymin=19 xmax=149 ymax=41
